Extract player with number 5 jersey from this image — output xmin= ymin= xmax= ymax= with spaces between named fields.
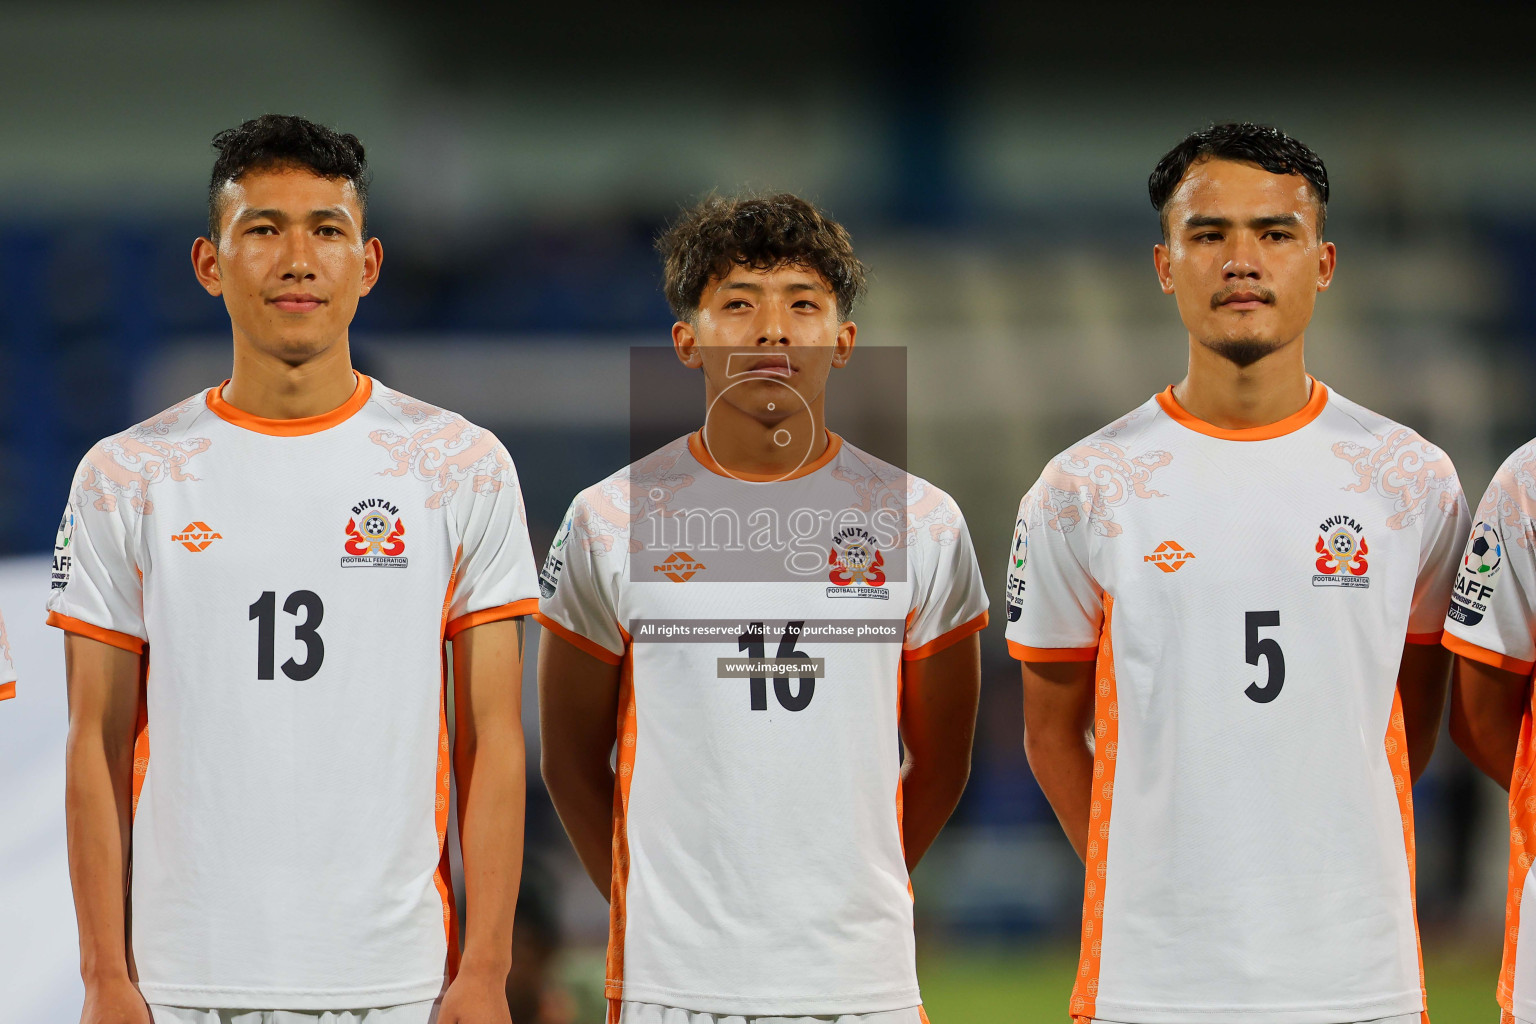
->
xmin=1008 ymin=124 xmax=1469 ymax=1024
xmin=536 ymin=194 xmax=988 ymax=1024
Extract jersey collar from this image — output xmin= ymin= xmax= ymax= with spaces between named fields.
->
xmin=688 ymin=429 xmax=843 ymax=482
xmin=207 ymin=372 xmax=373 ymax=436
xmin=1155 ymin=376 xmax=1328 ymax=441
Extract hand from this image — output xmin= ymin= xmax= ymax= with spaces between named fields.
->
xmin=80 ymin=976 xmax=152 ymax=1024
xmin=437 ymin=965 xmax=513 ymax=1024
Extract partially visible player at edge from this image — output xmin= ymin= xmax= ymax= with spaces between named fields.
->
xmin=536 ymin=194 xmax=988 ymax=1024
xmin=1006 ymin=123 xmax=1468 ymax=1024
xmin=0 ymin=609 xmax=16 ymax=701
xmin=1444 ymin=444 xmax=1536 ymax=1021
xmin=52 ymin=115 xmax=539 ymax=1024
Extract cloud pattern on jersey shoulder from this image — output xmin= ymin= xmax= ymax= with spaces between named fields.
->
xmin=1332 ymin=428 xmax=1460 ymax=531
xmin=77 ymin=396 xmax=212 ymax=515
xmin=0 ymin=612 xmax=13 ymax=676
xmin=371 ymin=392 xmax=516 ymax=512
xmin=1026 ymin=409 xmax=1174 ymax=538
xmin=1477 ymin=441 xmax=1536 ymax=551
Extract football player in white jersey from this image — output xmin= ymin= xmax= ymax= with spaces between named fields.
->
xmin=536 ymin=194 xmax=989 ymax=1024
xmin=53 ymin=116 xmax=538 ymax=1024
xmin=1444 ymin=450 xmax=1536 ymax=1022
xmin=1 ymin=608 xmax=15 ymax=701
xmin=1007 ymin=123 xmax=1468 ymax=1024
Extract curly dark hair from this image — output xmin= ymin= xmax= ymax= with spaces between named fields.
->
xmin=1149 ymin=123 xmax=1329 ymax=239
xmin=657 ymin=193 xmax=867 ymax=321
xmin=207 ymin=114 xmax=370 ymax=239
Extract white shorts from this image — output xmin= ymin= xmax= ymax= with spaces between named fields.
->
xmin=619 ymin=1003 xmax=924 ymax=1024
xmin=149 ymin=1001 xmax=439 ymax=1024
xmin=1093 ymin=1016 xmax=1419 ymax=1024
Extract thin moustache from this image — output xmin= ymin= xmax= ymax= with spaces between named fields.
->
xmin=1210 ymin=286 xmax=1277 ymax=309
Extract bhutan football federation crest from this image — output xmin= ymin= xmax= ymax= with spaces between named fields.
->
xmin=826 ymin=527 xmax=890 ymax=600
xmin=1313 ymin=513 xmax=1369 ymax=588
xmin=1449 ymin=520 xmax=1502 ymax=626
xmin=341 ymin=498 xmax=408 ymax=568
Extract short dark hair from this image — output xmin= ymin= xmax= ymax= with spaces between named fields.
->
xmin=1149 ymin=122 xmax=1329 ymax=239
xmin=207 ymin=114 xmax=370 ymax=239
xmin=657 ymin=192 xmax=867 ymax=321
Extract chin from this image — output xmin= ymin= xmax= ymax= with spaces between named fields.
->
xmin=1200 ymin=335 xmax=1287 ymax=370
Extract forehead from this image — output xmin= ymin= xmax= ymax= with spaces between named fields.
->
xmin=1168 ymin=157 xmax=1318 ymax=220
xmin=707 ymin=262 xmax=832 ymax=293
xmin=216 ymin=166 xmax=361 ymax=228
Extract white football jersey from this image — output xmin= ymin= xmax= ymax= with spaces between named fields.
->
xmin=46 ymin=374 xmax=539 ymax=1010
xmin=1441 ymin=439 xmax=1536 ymax=1020
xmin=1005 ymin=381 xmax=1467 ymax=1024
xmin=536 ymin=431 xmax=988 ymax=1019
xmin=0 ymin=609 xmax=14 ymax=700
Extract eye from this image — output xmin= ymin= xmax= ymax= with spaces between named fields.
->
xmin=792 ymin=300 xmax=820 ymax=310
xmin=247 ymin=225 xmax=277 ymax=235
xmin=723 ymin=299 xmax=751 ymax=310
xmin=1263 ymin=230 xmax=1292 ymax=241
xmin=317 ymin=225 xmax=343 ymax=237
xmin=1193 ymin=232 xmax=1222 ymax=242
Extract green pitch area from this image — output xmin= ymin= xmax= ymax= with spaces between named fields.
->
xmin=916 ymin=941 xmax=1502 ymax=1023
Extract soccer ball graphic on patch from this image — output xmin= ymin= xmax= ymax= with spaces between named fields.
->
xmin=1464 ymin=521 xmax=1503 ymax=577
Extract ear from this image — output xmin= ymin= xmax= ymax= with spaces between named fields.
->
xmin=830 ymin=320 xmax=857 ymax=368
xmin=191 ymin=237 xmax=222 ymax=297
xmin=1153 ymin=242 xmax=1175 ymax=295
xmin=1315 ymin=240 xmax=1337 ymax=293
xmin=359 ymin=237 xmax=383 ymax=297
xmin=673 ymin=319 xmax=702 ymax=368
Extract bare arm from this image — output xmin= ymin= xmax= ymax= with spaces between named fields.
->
xmin=1449 ymin=653 xmax=1530 ymax=789
xmin=1021 ymin=659 xmax=1097 ymax=863
xmin=439 ymin=616 xmax=528 ymax=1024
xmin=64 ymin=633 xmax=151 ymax=1024
xmin=537 ymin=628 xmax=622 ymax=897
xmin=897 ymin=634 xmax=980 ymax=872
xmin=1398 ymin=641 xmax=1452 ymax=783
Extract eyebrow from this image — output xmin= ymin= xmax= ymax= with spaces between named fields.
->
xmin=232 ymin=206 xmax=353 ymax=225
xmin=1184 ymin=213 xmax=1304 ymax=230
xmin=718 ymin=280 xmax=827 ymax=294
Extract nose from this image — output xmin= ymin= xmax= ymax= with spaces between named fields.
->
xmin=279 ymin=231 xmax=317 ymax=282
xmin=1222 ymin=235 xmax=1262 ymax=281
xmin=755 ymin=299 xmax=790 ymax=345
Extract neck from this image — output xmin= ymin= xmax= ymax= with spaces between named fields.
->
xmin=223 ymin=337 xmax=358 ymax=420
xmin=699 ymin=392 xmax=829 ymax=477
xmin=1173 ymin=334 xmax=1310 ymax=430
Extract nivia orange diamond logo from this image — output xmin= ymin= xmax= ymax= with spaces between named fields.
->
xmin=1144 ymin=540 xmax=1194 ymax=573
xmin=172 ymin=522 xmax=222 ymax=552
xmin=654 ymin=551 xmax=705 ymax=582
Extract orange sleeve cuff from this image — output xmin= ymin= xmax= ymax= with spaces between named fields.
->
xmin=445 ymin=597 xmax=539 ymax=640
xmin=0 ymin=681 xmax=14 ymax=701
xmin=1008 ymin=640 xmax=1099 ymax=663
xmin=533 ymin=611 xmax=624 ymax=665
xmin=1406 ymin=630 xmax=1445 ymax=645
xmin=904 ymin=610 xmax=989 ymax=661
xmin=46 ymin=611 xmax=145 ymax=654
xmin=1443 ymin=631 xmax=1536 ymax=675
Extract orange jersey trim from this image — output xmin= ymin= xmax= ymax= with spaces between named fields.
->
xmin=445 ymin=597 xmax=539 ymax=640
xmin=904 ymin=610 xmax=989 ymax=661
xmin=0 ymin=681 xmax=14 ymax=701
xmin=436 ymin=549 xmax=464 ymax=980
xmin=533 ymin=612 xmax=625 ymax=665
xmin=1155 ymin=377 xmax=1329 ymax=441
xmin=605 ymin=652 xmax=638 ymax=1022
xmin=1385 ymin=689 xmax=1429 ymax=1020
xmin=206 ymin=372 xmax=372 ymax=436
xmin=1009 ymin=641 xmax=1099 ymax=663
xmin=1500 ymin=699 xmax=1536 ymax=1011
xmin=1070 ymin=596 xmax=1117 ymax=1023
xmin=46 ymin=611 xmax=146 ymax=654
xmin=688 ymin=429 xmax=844 ymax=482
xmin=1444 ymin=632 xmax=1536 ymax=676
xmin=1406 ymin=630 xmax=1444 ymax=646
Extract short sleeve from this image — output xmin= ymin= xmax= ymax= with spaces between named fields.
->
xmin=903 ymin=490 xmax=989 ymax=660
xmin=1407 ymin=469 xmax=1470 ymax=643
xmin=1004 ymin=475 xmax=1105 ymax=662
xmin=534 ymin=494 xmax=627 ymax=665
xmin=444 ymin=438 xmax=541 ymax=640
xmin=1445 ymin=446 xmax=1536 ymax=674
xmin=0 ymin=609 xmax=16 ymax=699
xmin=46 ymin=456 xmax=147 ymax=654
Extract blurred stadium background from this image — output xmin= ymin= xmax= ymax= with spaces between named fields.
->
xmin=4 ymin=4 xmax=1536 ymax=1020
